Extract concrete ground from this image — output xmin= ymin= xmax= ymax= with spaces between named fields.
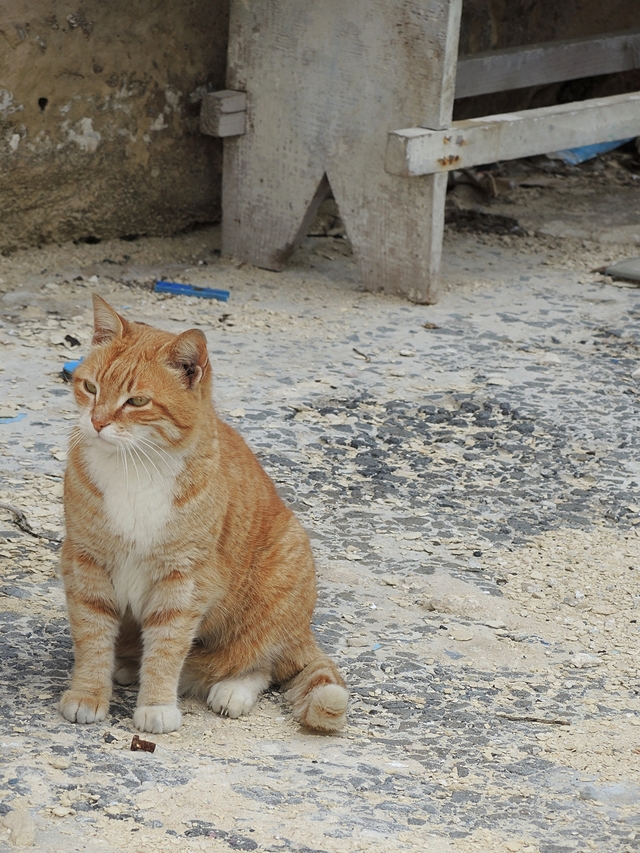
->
xmin=1 ymin=163 xmax=640 ymax=853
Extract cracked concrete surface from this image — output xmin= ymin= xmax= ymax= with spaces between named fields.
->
xmin=1 ymin=211 xmax=640 ymax=852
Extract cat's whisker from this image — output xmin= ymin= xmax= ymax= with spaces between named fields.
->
xmin=133 ymin=442 xmax=162 ymax=478
xmin=127 ymin=444 xmax=142 ymax=487
xmin=122 ymin=446 xmax=130 ymax=491
xmin=136 ymin=436 xmax=173 ymax=465
xmin=130 ymin=444 xmax=153 ymax=483
xmin=68 ymin=433 xmax=83 ymax=452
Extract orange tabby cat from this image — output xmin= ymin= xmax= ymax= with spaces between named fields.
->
xmin=59 ymin=294 xmax=348 ymax=734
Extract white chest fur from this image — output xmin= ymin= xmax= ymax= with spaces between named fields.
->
xmin=83 ymin=441 xmax=182 ymax=552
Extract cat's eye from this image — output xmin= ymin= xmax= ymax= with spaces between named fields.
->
xmin=84 ymin=381 xmax=97 ymax=394
xmin=127 ymin=396 xmax=150 ymax=407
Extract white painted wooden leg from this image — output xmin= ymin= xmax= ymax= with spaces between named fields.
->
xmin=222 ymin=0 xmax=462 ymax=302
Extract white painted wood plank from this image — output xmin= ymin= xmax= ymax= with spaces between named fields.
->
xmin=386 ymin=91 xmax=640 ymax=176
xmin=200 ymin=91 xmax=247 ymax=137
xmin=201 ymin=111 xmax=246 ymax=138
xmin=223 ymin=0 xmax=462 ymax=303
xmin=209 ymin=90 xmax=247 ymax=114
xmin=456 ymin=29 xmax=640 ymax=99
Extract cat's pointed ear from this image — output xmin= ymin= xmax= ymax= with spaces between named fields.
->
xmin=165 ymin=329 xmax=209 ymax=389
xmin=92 ymin=294 xmax=128 ymax=345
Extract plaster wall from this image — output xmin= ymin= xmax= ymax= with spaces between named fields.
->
xmin=0 ymin=2 xmax=228 ymax=252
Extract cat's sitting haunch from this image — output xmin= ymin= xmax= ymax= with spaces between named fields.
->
xmin=59 ymin=294 xmax=348 ymax=734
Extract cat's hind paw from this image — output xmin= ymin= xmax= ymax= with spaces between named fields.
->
xmin=133 ymin=704 xmax=182 ymax=733
xmin=60 ymin=690 xmax=109 ymax=724
xmin=207 ymin=674 xmax=268 ymax=719
xmin=114 ymin=660 xmax=139 ymax=686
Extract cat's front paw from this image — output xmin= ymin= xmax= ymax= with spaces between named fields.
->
xmin=60 ymin=690 xmax=109 ymax=724
xmin=133 ymin=704 xmax=182 ymax=734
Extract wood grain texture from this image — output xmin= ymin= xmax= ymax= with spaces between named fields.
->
xmin=222 ymin=0 xmax=462 ymax=304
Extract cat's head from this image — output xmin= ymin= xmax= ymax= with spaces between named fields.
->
xmin=73 ymin=295 xmax=211 ymax=452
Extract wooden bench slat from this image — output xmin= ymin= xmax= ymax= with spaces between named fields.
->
xmin=386 ymin=91 xmax=640 ymax=176
xmin=456 ymin=29 xmax=640 ymax=99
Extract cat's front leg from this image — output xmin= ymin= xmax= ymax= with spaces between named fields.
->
xmin=59 ymin=543 xmax=120 ymax=724
xmin=134 ymin=580 xmax=201 ymax=734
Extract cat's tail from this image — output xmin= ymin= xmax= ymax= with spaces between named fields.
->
xmin=285 ymin=651 xmax=348 ymax=732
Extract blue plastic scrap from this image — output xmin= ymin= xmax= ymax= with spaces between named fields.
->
xmin=154 ymin=280 xmax=230 ymax=302
xmin=62 ymin=358 xmax=84 ymax=382
xmin=0 ymin=412 xmax=27 ymax=425
xmin=550 ymin=138 xmax=634 ymax=166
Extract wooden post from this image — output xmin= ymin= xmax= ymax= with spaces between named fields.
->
xmin=222 ymin=0 xmax=462 ymax=304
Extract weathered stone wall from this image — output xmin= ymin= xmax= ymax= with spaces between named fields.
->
xmin=0 ymin=1 xmax=228 ymax=252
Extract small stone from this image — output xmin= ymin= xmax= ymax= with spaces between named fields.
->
xmin=2 ymin=809 xmax=35 ymax=847
xmin=228 ymin=408 xmax=245 ymax=418
xmin=449 ymin=628 xmax=473 ymax=642
xmin=593 ymin=605 xmax=615 ymax=616
xmin=537 ymin=352 xmax=561 ymax=365
xmin=484 ymin=620 xmax=506 ymax=629
xmin=399 ymin=350 xmax=415 ymax=357
xmin=47 ymin=756 xmax=71 ymax=770
xmin=505 ymin=843 xmax=521 ymax=852
xmin=571 ymin=653 xmax=602 ymax=669
xmin=50 ymin=806 xmax=71 ymax=818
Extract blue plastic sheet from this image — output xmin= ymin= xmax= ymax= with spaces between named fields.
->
xmin=551 ymin=138 xmax=634 ymax=165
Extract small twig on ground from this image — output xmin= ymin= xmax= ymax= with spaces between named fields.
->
xmin=0 ymin=502 xmax=63 ymax=545
xmin=497 ymin=713 xmax=570 ymax=726
xmin=352 ymin=347 xmax=371 ymax=363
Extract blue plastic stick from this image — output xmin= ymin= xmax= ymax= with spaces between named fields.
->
xmin=154 ymin=281 xmax=230 ymax=302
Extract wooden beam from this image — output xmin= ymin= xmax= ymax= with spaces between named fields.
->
xmin=386 ymin=91 xmax=640 ymax=176
xmin=455 ymin=28 xmax=640 ymax=99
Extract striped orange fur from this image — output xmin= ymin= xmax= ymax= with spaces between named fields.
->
xmin=59 ymin=295 xmax=348 ymax=734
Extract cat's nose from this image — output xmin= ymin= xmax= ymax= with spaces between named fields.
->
xmin=91 ymin=415 xmax=111 ymax=433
